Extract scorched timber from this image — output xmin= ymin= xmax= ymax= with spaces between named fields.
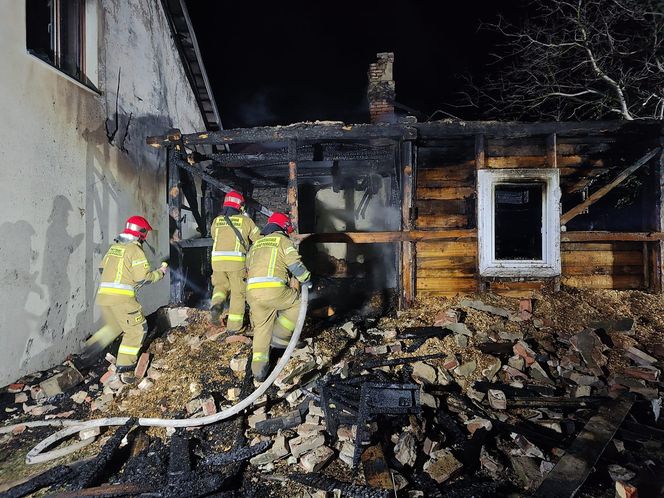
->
xmin=534 ymin=397 xmax=634 ymax=498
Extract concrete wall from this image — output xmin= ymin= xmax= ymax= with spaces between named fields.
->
xmin=0 ymin=0 xmax=205 ymax=386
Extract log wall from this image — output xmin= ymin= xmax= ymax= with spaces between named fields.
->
xmin=414 ymin=129 xmax=658 ymax=298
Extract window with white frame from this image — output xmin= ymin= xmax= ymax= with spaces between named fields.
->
xmin=26 ymin=0 xmax=98 ymax=89
xmin=478 ymin=169 xmax=561 ymax=277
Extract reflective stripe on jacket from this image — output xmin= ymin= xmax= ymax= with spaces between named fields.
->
xmin=246 ymin=233 xmax=310 ymax=291
xmin=96 ymin=241 xmax=163 ymax=303
xmin=211 ymin=214 xmax=260 ymax=270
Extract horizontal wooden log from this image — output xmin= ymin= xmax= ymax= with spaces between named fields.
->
xmin=417 ymin=268 xmax=476 ymax=278
xmin=561 ymin=250 xmax=642 ymax=266
xmin=562 ymin=274 xmax=643 ymax=289
xmin=561 ymin=231 xmax=664 ymax=242
xmin=562 ymin=264 xmax=642 ymax=276
xmin=417 ymin=187 xmax=475 ymax=200
xmin=416 ymin=240 xmax=478 ymax=257
xmin=487 ymin=280 xmax=546 ymax=298
xmin=561 ymin=242 xmax=641 ymax=251
xmin=415 ymin=214 xmax=469 ymax=229
xmin=415 ymin=199 xmax=469 ymax=215
xmin=417 ymin=276 xmax=478 ymax=292
xmin=297 ymin=229 xmax=477 ymax=244
xmin=417 ymin=255 xmax=477 ymax=270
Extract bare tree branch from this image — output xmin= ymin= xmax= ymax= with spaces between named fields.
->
xmin=462 ymin=0 xmax=664 ymax=121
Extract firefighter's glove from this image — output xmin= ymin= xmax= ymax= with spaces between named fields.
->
xmin=159 ymin=262 xmax=169 ymax=275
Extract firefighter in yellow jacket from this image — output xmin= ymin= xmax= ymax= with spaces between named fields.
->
xmin=246 ymin=212 xmax=311 ymax=381
xmin=210 ymin=191 xmax=260 ymax=332
xmin=80 ymin=216 xmax=167 ymax=383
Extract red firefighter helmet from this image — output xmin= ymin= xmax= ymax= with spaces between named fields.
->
xmin=223 ymin=191 xmax=245 ymax=210
xmin=123 ymin=216 xmax=153 ymax=241
xmin=268 ymin=212 xmax=294 ymax=234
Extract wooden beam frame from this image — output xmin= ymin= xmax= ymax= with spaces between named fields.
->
xmin=561 ymin=231 xmax=664 ymax=242
xmin=401 ymin=141 xmax=415 ymax=307
xmin=147 ymin=122 xmax=417 ymax=147
xmin=176 ymin=155 xmax=273 ymax=217
xmin=560 ymin=148 xmax=660 ymax=225
xmin=287 ymin=139 xmax=299 ymax=232
xmin=176 ymin=229 xmax=478 ymax=248
xmin=168 ymin=148 xmax=184 ymax=304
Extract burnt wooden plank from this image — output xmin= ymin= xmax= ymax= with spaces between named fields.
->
xmin=147 ymin=122 xmax=416 ymax=146
xmin=415 ymin=214 xmax=469 ymax=229
xmin=533 ymin=398 xmax=634 ymax=498
xmin=417 ymin=186 xmax=475 ymax=200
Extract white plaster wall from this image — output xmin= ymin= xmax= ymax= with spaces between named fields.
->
xmin=0 ymin=0 xmax=205 ymax=386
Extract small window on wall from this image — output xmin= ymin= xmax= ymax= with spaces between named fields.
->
xmin=478 ymin=169 xmax=561 ymax=277
xmin=26 ymin=0 xmax=98 ymax=89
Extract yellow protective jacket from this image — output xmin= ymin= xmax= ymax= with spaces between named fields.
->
xmin=96 ymin=240 xmax=163 ymax=305
xmin=246 ymin=232 xmax=311 ymax=291
xmin=211 ymin=214 xmax=260 ymax=271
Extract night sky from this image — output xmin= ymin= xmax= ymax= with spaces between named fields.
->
xmin=186 ymin=1 xmax=527 ymax=129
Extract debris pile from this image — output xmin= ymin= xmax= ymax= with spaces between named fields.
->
xmin=1 ymin=289 xmax=664 ymax=496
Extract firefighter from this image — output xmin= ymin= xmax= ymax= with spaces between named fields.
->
xmin=80 ymin=216 xmax=167 ymax=383
xmin=246 ymin=212 xmax=311 ymax=382
xmin=210 ymin=191 xmax=260 ymax=332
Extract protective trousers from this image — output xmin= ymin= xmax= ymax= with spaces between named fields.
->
xmin=86 ymin=302 xmax=147 ymax=368
xmin=247 ymin=286 xmax=300 ymax=378
xmin=211 ymin=269 xmax=246 ymax=332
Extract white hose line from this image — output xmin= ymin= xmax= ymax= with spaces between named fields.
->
xmin=0 ymin=420 xmax=90 ymax=435
xmin=24 ymin=287 xmax=309 ymax=465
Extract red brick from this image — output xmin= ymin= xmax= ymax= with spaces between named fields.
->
xmin=7 ymin=383 xmax=25 ymax=393
xmin=201 ymin=397 xmax=217 ymax=416
xmin=100 ymin=369 xmax=115 ymax=385
xmin=519 ymin=299 xmax=533 ymax=321
xmin=513 ymin=341 xmax=536 ymax=366
xmin=623 ymin=366 xmax=660 ymax=382
xmin=134 ymin=353 xmax=151 ymax=379
xmin=12 ymin=424 xmax=26 ymax=434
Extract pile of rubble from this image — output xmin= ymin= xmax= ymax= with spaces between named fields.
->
xmin=1 ymin=289 xmax=664 ymax=497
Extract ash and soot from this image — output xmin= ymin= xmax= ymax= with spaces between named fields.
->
xmin=1 ymin=287 xmax=664 ymax=497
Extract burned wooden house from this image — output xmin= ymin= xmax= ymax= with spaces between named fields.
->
xmin=148 ymin=54 xmax=664 ymax=311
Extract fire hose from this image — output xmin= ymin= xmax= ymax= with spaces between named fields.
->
xmin=2 ymin=286 xmax=309 ymax=465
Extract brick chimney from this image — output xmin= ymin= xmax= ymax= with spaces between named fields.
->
xmin=368 ymin=52 xmax=395 ymax=123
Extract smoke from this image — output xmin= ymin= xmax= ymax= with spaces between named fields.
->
xmin=237 ymin=91 xmax=279 ymax=127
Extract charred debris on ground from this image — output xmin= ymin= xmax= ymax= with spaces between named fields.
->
xmin=1 ymin=288 xmax=664 ymax=497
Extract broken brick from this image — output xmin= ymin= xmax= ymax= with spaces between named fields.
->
xmin=289 ymin=433 xmax=325 ymax=458
xmin=7 ymin=383 xmax=25 ymax=393
xmin=201 ymin=397 xmax=217 ymax=416
xmin=623 ymin=366 xmax=660 ymax=382
xmin=300 ymin=446 xmax=334 ymax=473
xmin=100 ymin=369 xmax=115 ymax=385
xmin=519 ymin=299 xmax=533 ymax=321
xmin=40 ymin=366 xmax=84 ymax=396
xmin=134 ymin=352 xmax=150 ymax=379
xmin=513 ymin=341 xmax=536 ymax=366
xmin=624 ymin=347 xmax=657 ymax=366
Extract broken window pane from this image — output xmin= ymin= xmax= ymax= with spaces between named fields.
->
xmin=494 ymin=183 xmax=543 ymax=260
